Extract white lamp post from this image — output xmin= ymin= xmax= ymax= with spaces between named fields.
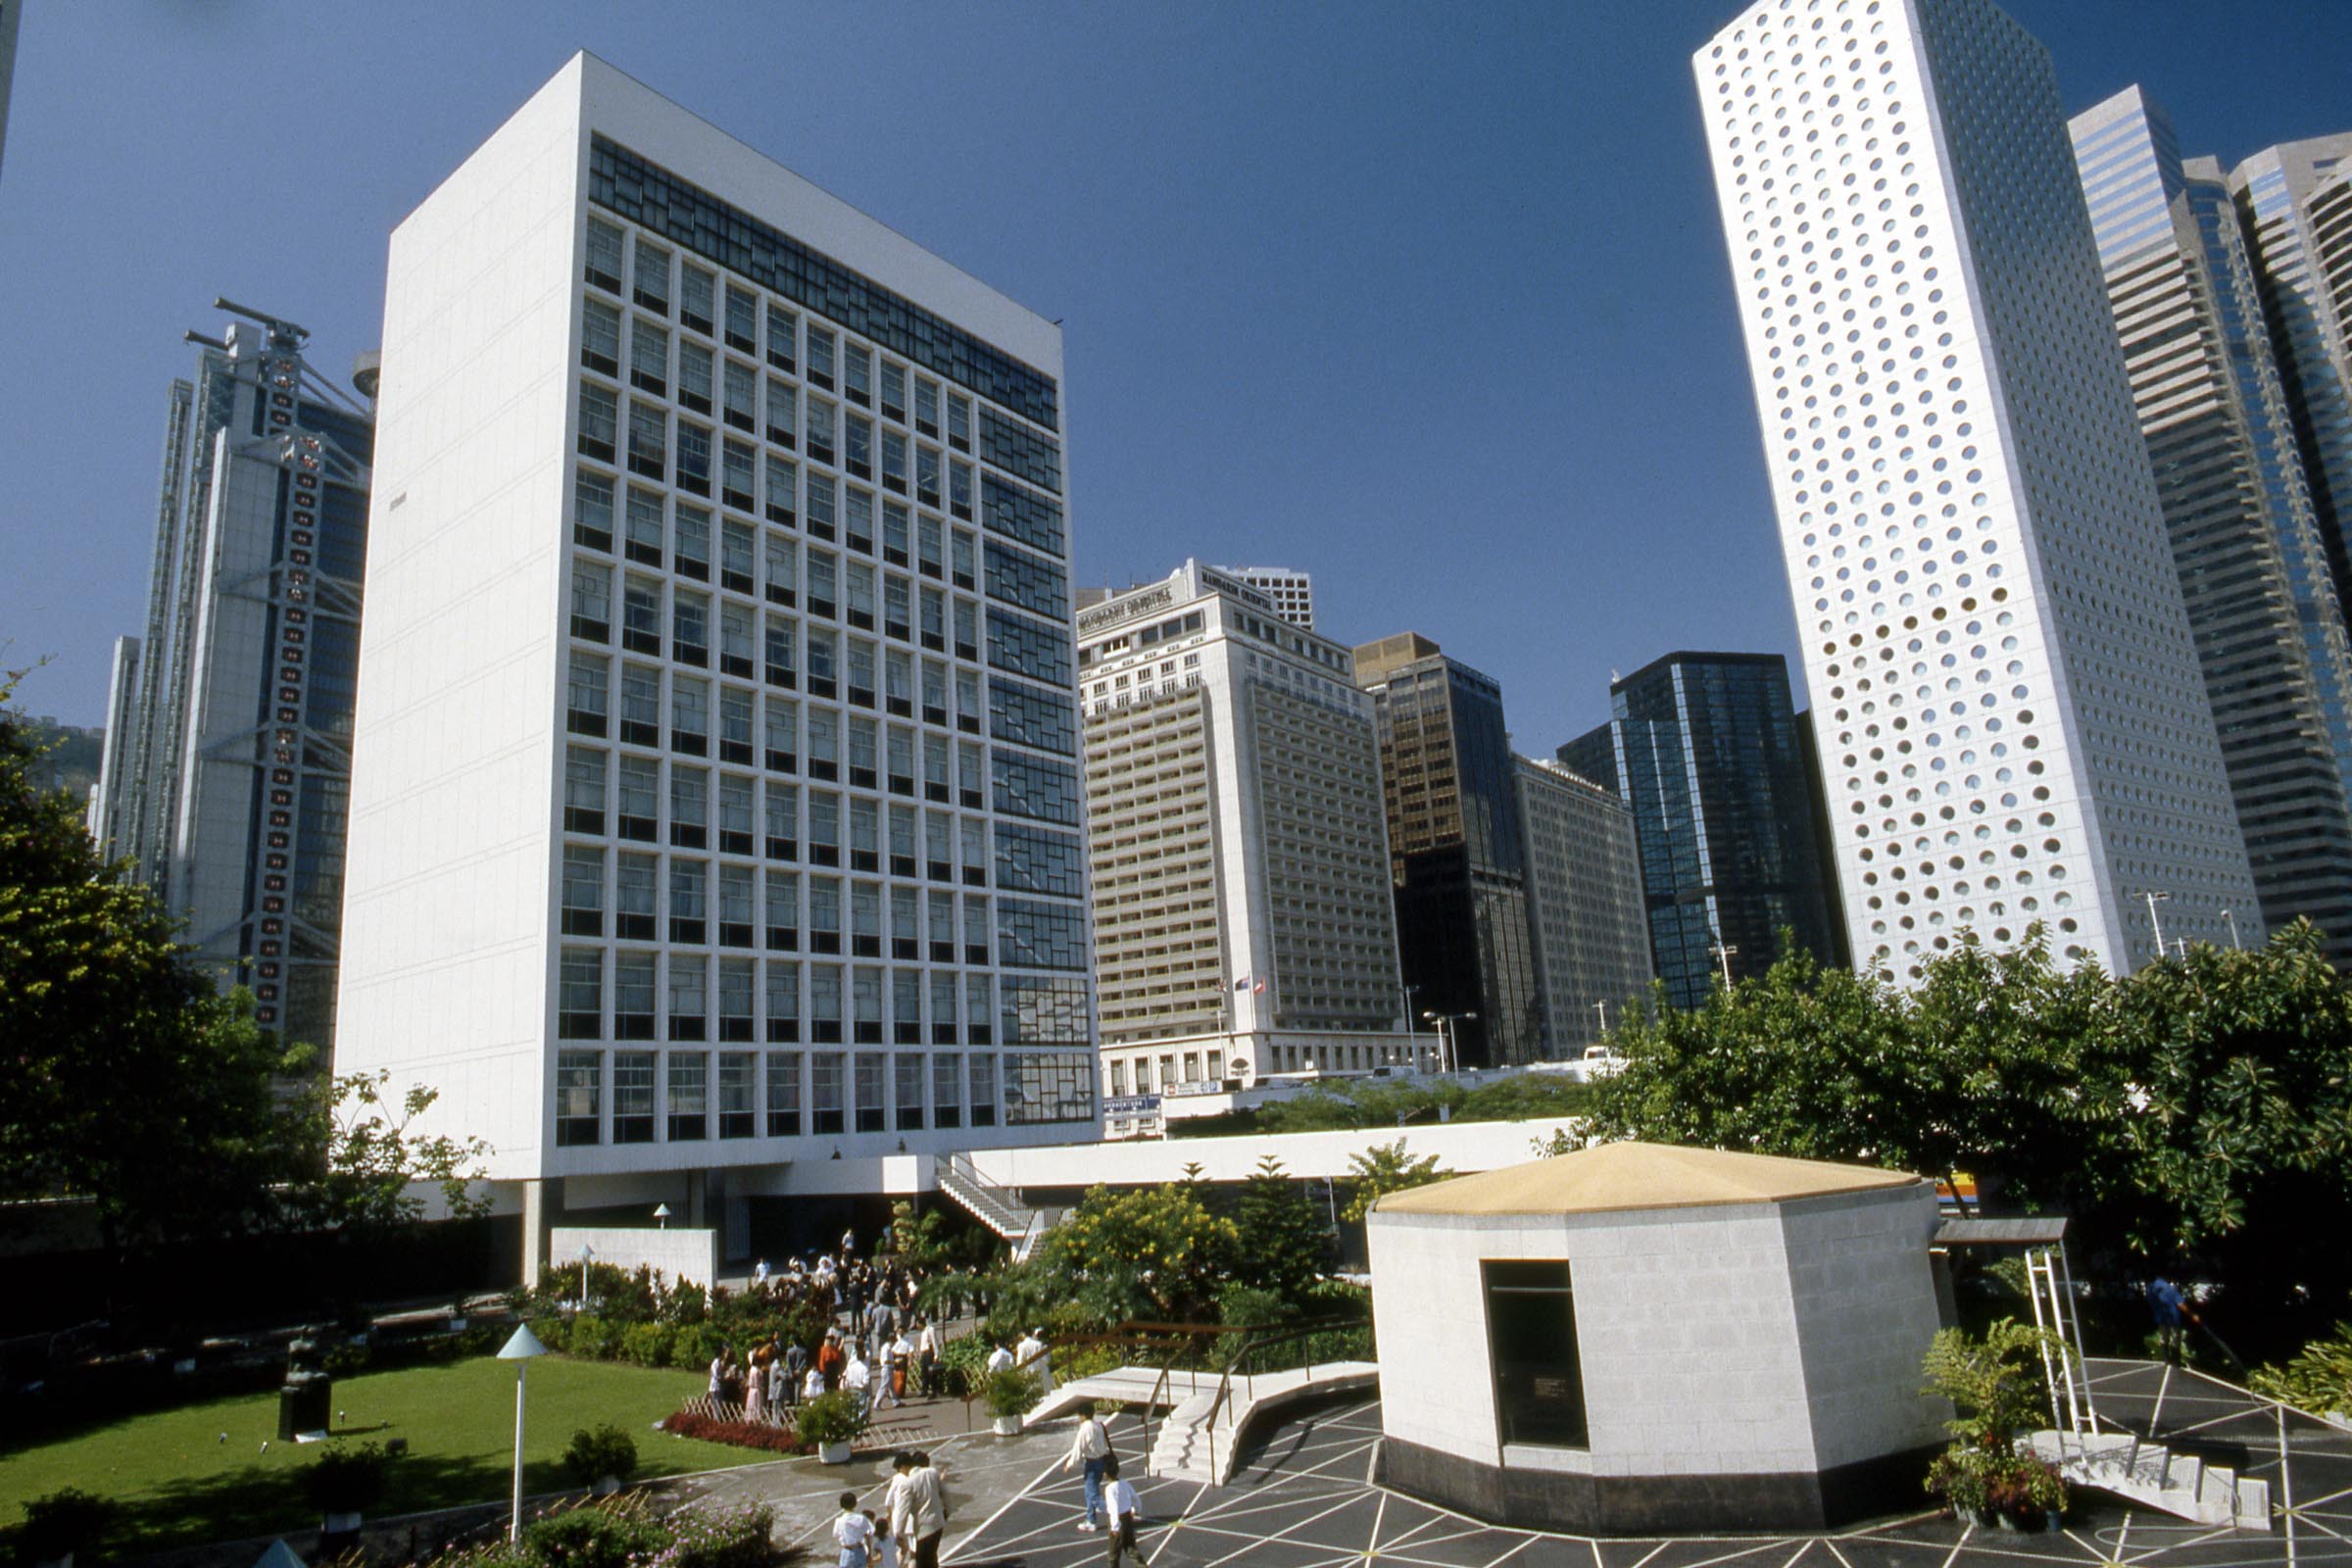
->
xmin=577 ymin=1243 xmax=594 ymax=1311
xmin=2143 ymin=890 xmax=2171 ymax=961
xmin=497 ymin=1324 xmax=549 ymax=1542
xmin=1709 ymin=941 xmax=1740 ymax=989
xmin=1422 ymin=1009 xmax=1478 ymax=1076
xmin=653 ymin=1202 xmax=672 ymax=1231
xmin=2223 ymin=908 xmax=2242 ymax=952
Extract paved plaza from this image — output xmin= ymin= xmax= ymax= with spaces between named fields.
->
xmin=941 ymin=1360 xmax=2352 ymax=1568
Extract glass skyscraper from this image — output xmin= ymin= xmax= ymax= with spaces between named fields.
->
xmin=1561 ymin=653 xmax=1834 ymax=1008
xmin=2070 ymin=88 xmax=2352 ymax=965
xmin=89 ymin=305 xmax=375 ymax=1054
xmin=1355 ymin=633 xmax=1540 ymax=1067
xmin=2230 ymin=133 xmax=2352 ymax=632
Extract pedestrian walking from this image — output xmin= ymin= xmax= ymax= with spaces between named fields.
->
xmin=1062 ymin=1404 xmax=1111 ymax=1532
xmin=1016 ymin=1326 xmax=1054 ymax=1394
xmin=986 ymin=1341 xmax=1015 ymax=1377
xmin=784 ymin=1337 xmax=811 ymax=1406
xmin=833 ymin=1492 xmax=876 ymax=1568
xmin=1101 ymin=1455 xmax=1142 ymax=1566
xmin=904 ymin=1448 xmax=950 ymax=1568
xmin=845 ymin=1348 xmax=873 ymax=1417
xmin=2149 ymin=1276 xmax=2191 ymax=1363
xmin=917 ymin=1318 xmax=942 ymax=1397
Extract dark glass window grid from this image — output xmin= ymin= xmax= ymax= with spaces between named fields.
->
xmin=983 ymin=538 xmax=1070 ymax=619
xmin=591 ymin=136 xmax=1058 ymax=430
xmin=980 ymin=474 xmax=1066 ymax=559
xmin=977 ymin=407 xmax=1063 ymax=494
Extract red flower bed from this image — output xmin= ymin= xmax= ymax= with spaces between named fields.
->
xmin=660 ymin=1408 xmax=815 ymax=1454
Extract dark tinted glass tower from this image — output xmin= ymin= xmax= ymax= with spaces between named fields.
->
xmin=1354 ymin=633 xmax=1539 ymax=1067
xmin=1561 ymin=652 xmax=1835 ymax=1009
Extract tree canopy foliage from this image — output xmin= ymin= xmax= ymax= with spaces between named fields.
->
xmin=1 ymin=694 xmax=294 ymax=1250
xmin=1552 ymin=928 xmax=2352 ymax=1323
xmin=1 ymin=680 xmax=487 ymax=1268
xmin=1342 ymin=1140 xmax=1451 ymax=1224
xmin=1175 ymin=1070 xmax=1592 ymax=1138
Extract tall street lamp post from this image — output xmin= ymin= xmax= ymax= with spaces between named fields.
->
xmin=497 ymin=1324 xmax=549 ymax=1542
xmin=1421 ymin=1010 xmax=1477 ymax=1076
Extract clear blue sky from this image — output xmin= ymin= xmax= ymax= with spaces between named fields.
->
xmin=3 ymin=1 xmax=2347 ymax=756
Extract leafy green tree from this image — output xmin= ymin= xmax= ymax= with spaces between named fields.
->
xmin=279 ymin=1070 xmax=494 ymax=1244
xmin=2 ymin=680 xmax=492 ymax=1283
xmin=1230 ymin=1156 xmax=1331 ymax=1304
xmin=0 ymin=687 xmax=295 ymax=1253
xmin=1558 ymin=924 xmax=2352 ymax=1329
xmin=1342 ymin=1139 xmax=1450 ymax=1224
xmin=1028 ymin=1182 xmax=1240 ymax=1323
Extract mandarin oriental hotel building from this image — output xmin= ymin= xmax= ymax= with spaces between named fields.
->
xmin=336 ymin=55 xmax=1098 ymax=1270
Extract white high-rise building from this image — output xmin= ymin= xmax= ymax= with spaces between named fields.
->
xmin=1694 ymin=0 xmax=2257 ymax=979
xmin=337 ymin=55 xmax=1099 ymax=1263
xmin=1078 ymin=562 xmax=1411 ymax=1119
xmin=1215 ymin=565 xmax=1315 ymax=629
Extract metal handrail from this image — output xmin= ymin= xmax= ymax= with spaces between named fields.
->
xmin=1198 ymin=1314 xmax=1367 ymax=1482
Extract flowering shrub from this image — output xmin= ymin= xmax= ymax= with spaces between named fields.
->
xmin=661 ymin=1503 xmax=775 ymax=1568
xmin=659 ymin=1408 xmax=811 ymax=1454
xmin=424 ymin=1497 xmax=776 ymax=1568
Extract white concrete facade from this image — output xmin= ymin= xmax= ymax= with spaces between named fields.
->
xmin=338 ymin=54 xmax=1099 ymax=1199
xmin=1366 ymin=1182 xmax=1945 ymax=1483
xmin=1214 ymin=565 xmax=1315 ymax=630
xmin=1696 ymin=0 xmax=2258 ymax=981
xmin=550 ymin=1224 xmax=719 ymax=1289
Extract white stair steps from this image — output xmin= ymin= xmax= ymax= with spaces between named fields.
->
xmin=2028 ymin=1431 xmax=2271 ymax=1532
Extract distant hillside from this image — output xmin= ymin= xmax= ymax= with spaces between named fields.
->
xmin=10 ymin=713 xmax=105 ymax=804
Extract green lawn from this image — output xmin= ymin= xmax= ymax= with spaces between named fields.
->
xmin=0 ymin=1355 xmax=769 ymax=1555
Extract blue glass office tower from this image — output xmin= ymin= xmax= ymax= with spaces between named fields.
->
xmin=2070 ymin=89 xmax=2352 ymax=965
xmin=1561 ymin=653 xmax=1835 ymax=1008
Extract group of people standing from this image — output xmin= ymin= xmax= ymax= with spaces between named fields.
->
xmin=707 ymin=1230 xmax=977 ymax=1423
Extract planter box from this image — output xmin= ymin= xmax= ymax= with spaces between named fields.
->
xmin=818 ymin=1441 xmax=853 ymax=1465
xmin=993 ymin=1416 xmax=1021 ymax=1436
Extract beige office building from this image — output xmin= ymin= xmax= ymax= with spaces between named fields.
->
xmin=1078 ymin=562 xmax=1412 ymax=1118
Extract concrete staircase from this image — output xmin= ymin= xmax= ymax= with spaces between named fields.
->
xmin=2028 ymin=1430 xmax=2272 ymax=1531
xmin=1146 ymin=1361 xmax=1379 ymax=1484
xmin=937 ymin=1155 xmax=1061 ymax=1260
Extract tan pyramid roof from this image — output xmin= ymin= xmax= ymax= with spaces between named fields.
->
xmin=1371 ymin=1141 xmax=1924 ymax=1217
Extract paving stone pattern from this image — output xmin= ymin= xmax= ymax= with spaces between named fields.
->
xmin=942 ymin=1360 xmax=2352 ymax=1568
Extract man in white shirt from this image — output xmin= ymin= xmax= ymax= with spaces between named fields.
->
xmin=1061 ymin=1406 xmax=1112 ymax=1532
xmin=844 ymin=1349 xmax=873 ymax=1417
xmin=1015 ymin=1327 xmax=1053 ymax=1394
xmin=916 ymin=1318 xmax=943 ymax=1397
xmin=903 ymin=1447 xmax=950 ymax=1568
xmin=985 ymin=1341 xmax=1015 ymax=1376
